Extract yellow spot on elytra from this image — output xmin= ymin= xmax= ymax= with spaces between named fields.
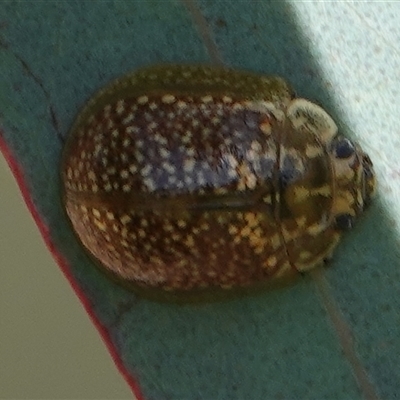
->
xmin=137 ymin=95 xmax=148 ymax=104
xmin=228 ymin=225 xmax=238 ymax=235
xmin=164 ymin=223 xmax=174 ymax=232
xmin=177 ymin=100 xmax=187 ymax=109
xmin=94 ymin=219 xmax=106 ymax=231
xmin=233 ymin=236 xmax=241 ymax=244
xmin=240 ymin=226 xmax=252 ymax=237
xmin=266 ymin=255 xmax=277 ymax=267
xmin=244 ymin=213 xmax=259 ymax=228
xmin=254 ymin=246 xmax=264 ymax=255
xmin=120 ymin=214 xmax=131 ymax=224
xmin=201 ymin=223 xmax=210 ymax=231
xmin=138 ymin=229 xmax=146 ymax=238
xmin=92 ymin=208 xmax=101 ymax=218
xmin=172 ymin=233 xmax=180 ymax=241
xmin=184 ymin=235 xmax=195 ymax=247
xmin=201 ymin=95 xmax=213 ymax=103
xmin=275 ymin=262 xmax=291 ymax=277
xmin=162 ymin=94 xmax=176 ymax=104
xmin=177 ymin=220 xmax=187 ymax=228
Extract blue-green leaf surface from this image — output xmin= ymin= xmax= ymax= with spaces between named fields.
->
xmin=1 ymin=1 xmax=400 ymax=399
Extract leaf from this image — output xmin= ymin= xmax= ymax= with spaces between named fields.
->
xmin=1 ymin=1 xmax=400 ymax=399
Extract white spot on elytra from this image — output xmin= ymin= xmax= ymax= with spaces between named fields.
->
xmin=184 ymin=158 xmax=196 ymax=172
xmin=177 ymin=100 xmax=187 ymax=109
xmin=120 ymin=170 xmax=129 ymax=179
xmin=106 ymin=119 xmax=114 ymax=129
xmin=162 ymin=94 xmax=176 ymax=104
xmin=126 ymin=126 xmax=140 ymax=134
xmin=159 ymin=147 xmax=170 ymax=158
xmin=141 ymin=164 xmax=152 ymax=176
xmin=116 ymin=99 xmax=125 ymax=114
xmin=163 ymin=162 xmax=176 ymax=174
xmin=143 ymin=178 xmax=156 ymax=191
xmin=122 ymin=113 xmax=134 ymax=124
xmin=148 ymin=122 xmax=158 ymax=130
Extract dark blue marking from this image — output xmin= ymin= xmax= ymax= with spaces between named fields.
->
xmin=279 ymin=154 xmax=303 ymax=189
xmin=333 ymin=136 xmax=355 ymax=159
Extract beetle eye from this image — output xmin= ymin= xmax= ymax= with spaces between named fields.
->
xmin=332 ymin=137 xmax=355 ymax=159
xmin=334 ymin=213 xmax=355 ymax=231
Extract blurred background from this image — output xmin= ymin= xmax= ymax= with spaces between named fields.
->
xmin=0 ymin=154 xmax=131 ymax=398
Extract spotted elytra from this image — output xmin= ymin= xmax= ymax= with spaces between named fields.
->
xmin=61 ymin=64 xmax=376 ymax=301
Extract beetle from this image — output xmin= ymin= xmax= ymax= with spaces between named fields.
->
xmin=61 ymin=65 xmax=376 ymax=301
